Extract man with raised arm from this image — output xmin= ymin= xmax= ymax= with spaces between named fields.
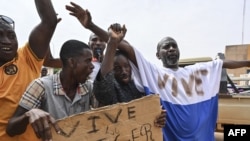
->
xmin=65 ymin=2 xmax=250 ymax=141
xmin=7 ymin=39 xmax=96 ymax=141
xmin=0 ymin=0 xmax=57 ymax=140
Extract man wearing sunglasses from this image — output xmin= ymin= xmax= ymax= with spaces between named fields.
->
xmin=0 ymin=0 xmax=57 ymax=141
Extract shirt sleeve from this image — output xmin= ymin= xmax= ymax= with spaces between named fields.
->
xmin=19 ymin=43 xmax=44 ymax=75
xmin=19 ymin=79 xmax=45 ymax=110
xmin=93 ymin=71 xmax=118 ymax=106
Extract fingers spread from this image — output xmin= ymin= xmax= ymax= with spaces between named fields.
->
xmin=70 ymin=1 xmax=80 ymax=8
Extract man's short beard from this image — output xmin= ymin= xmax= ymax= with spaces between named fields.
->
xmin=162 ymin=57 xmax=178 ymax=68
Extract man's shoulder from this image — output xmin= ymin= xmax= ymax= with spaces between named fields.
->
xmin=18 ymin=42 xmax=42 ymax=61
xmin=38 ymin=75 xmax=55 ymax=86
xmin=85 ymin=80 xmax=93 ymax=88
xmin=17 ymin=42 xmax=29 ymax=51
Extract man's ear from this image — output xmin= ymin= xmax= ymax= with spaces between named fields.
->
xmin=67 ymin=58 xmax=75 ymax=68
xmin=156 ymin=52 xmax=161 ymax=59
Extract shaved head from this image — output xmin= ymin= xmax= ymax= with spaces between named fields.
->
xmin=157 ymin=36 xmax=177 ymax=53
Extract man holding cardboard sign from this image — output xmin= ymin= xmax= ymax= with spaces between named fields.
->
xmin=6 ymin=39 xmax=96 ymax=141
xmin=52 ymin=95 xmax=163 ymax=141
xmin=65 ymin=1 xmax=166 ymax=128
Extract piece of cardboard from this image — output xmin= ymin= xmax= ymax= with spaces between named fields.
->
xmin=52 ymin=94 xmax=163 ymax=141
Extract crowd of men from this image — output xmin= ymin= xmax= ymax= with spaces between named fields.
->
xmin=1 ymin=1 xmax=250 ymax=141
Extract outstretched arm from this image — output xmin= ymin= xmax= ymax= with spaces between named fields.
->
xmin=66 ymin=2 xmax=108 ymax=41
xmin=29 ymin=0 xmax=58 ymax=59
xmin=100 ymin=24 xmax=127 ymax=76
xmin=223 ymin=60 xmax=250 ymax=69
xmin=43 ymin=16 xmax=62 ymax=68
xmin=65 ymin=2 xmax=137 ymax=66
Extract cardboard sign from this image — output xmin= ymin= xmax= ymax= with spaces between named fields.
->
xmin=52 ymin=94 xmax=163 ymax=141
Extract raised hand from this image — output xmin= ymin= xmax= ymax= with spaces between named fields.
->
xmin=108 ymin=23 xmax=127 ymax=43
xmin=25 ymin=109 xmax=62 ymax=141
xmin=65 ymin=2 xmax=92 ymax=28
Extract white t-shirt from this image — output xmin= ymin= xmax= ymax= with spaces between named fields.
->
xmin=89 ymin=61 xmax=101 ymax=82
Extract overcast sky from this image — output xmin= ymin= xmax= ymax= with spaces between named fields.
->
xmin=1 ymin=0 xmax=249 ymax=66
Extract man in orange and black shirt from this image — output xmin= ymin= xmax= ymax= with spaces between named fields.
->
xmin=0 ymin=0 xmax=58 ymax=140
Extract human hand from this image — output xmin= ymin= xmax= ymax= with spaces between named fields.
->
xmin=65 ymin=2 xmax=92 ymax=28
xmin=108 ymin=23 xmax=127 ymax=43
xmin=154 ymin=108 xmax=166 ymax=128
xmin=25 ymin=109 xmax=62 ymax=141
